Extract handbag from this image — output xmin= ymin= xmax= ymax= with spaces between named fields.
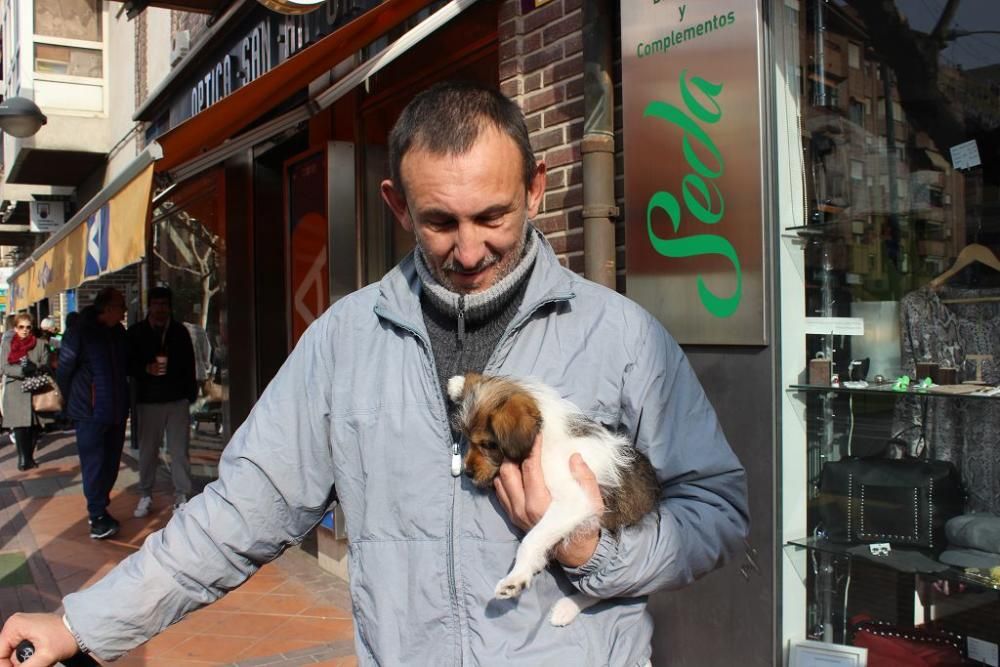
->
xmin=21 ymin=373 xmax=52 ymax=393
xmin=818 ymin=454 xmax=964 ymax=550
xmin=31 ymin=382 xmax=64 ymax=413
xmin=850 ymin=616 xmax=964 ymax=667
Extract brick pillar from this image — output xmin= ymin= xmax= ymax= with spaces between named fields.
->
xmin=499 ymin=0 xmax=586 ymax=274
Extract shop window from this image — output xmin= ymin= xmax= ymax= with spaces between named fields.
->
xmin=150 ymin=171 xmax=230 ymax=450
xmin=32 ymin=0 xmax=102 ymax=79
xmin=774 ymin=0 xmax=1000 ymax=654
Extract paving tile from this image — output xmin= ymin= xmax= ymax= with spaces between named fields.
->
xmin=264 ymin=616 xmax=354 ymax=643
xmin=0 ymin=430 xmax=357 ymax=665
xmin=252 ymin=593 xmax=314 ymax=615
xmin=160 ymin=634 xmax=254 ymax=662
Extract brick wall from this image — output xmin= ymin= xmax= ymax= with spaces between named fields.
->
xmin=499 ymin=0 xmax=586 ymax=274
xmin=499 ymin=0 xmax=626 ymax=291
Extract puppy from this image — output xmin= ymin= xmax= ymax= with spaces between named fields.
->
xmin=447 ymin=373 xmax=661 ymax=626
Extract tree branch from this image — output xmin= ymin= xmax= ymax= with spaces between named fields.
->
xmin=930 ymin=0 xmax=961 ymax=44
xmin=152 ymin=247 xmax=202 ymax=278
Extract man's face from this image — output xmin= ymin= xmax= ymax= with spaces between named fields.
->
xmin=147 ymin=297 xmax=171 ymax=326
xmin=99 ymin=293 xmax=127 ymax=327
xmin=381 ymin=127 xmax=546 ymax=295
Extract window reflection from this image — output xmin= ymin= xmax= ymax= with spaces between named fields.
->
xmin=150 ymin=172 xmax=228 ymax=467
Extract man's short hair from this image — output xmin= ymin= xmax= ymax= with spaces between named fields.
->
xmin=148 ymin=286 xmax=172 ymax=307
xmin=94 ymin=287 xmax=124 ymax=313
xmin=40 ymin=317 xmax=56 ymax=332
xmin=388 ymin=81 xmax=536 ymax=198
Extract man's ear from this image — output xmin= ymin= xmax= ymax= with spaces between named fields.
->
xmin=380 ymin=179 xmax=413 ymax=232
xmin=525 ymin=160 xmax=547 ymax=219
xmin=490 ymin=393 xmax=541 ymax=463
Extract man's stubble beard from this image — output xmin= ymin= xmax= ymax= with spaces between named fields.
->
xmin=419 ymin=219 xmax=528 ymax=295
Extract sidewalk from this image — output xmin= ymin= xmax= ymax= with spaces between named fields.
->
xmin=0 ymin=428 xmax=356 ymax=666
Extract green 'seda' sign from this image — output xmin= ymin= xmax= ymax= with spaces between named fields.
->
xmin=623 ymin=0 xmax=765 ymax=345
xmin=644 ymin=71 xmax=741 ymax=318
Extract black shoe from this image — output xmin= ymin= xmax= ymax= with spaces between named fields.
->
xmin=89 ymin=514 xmax=120 ymax=539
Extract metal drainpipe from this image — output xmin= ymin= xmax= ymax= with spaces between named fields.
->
xmin=582 ymin=0 xmax=618 ymax=289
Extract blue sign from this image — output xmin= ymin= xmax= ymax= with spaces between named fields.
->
xmin=85 ymin=205 xmax=110 ymax=278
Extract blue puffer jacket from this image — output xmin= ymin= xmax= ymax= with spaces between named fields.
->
xmin=65 ymin=230 xmax=749 ymax=665
xmin=56 ymin=307 xmax=129 ymax=425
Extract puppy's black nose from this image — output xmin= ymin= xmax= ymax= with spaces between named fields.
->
xmin=464 ymin=466 xmax=474 ymax=478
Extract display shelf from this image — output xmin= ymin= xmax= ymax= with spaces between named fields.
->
xmin=788 ymin=383 xmax=1000 ymax=401
xmin=784 ymin=537 xmax=1000 ymax=592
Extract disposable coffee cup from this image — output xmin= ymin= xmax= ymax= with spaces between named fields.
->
xmin=156 ymin=355 xmax=168 ymax=376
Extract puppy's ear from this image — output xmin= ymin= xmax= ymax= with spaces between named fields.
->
xmin=490 ymin=393 xmax=541 ymax=463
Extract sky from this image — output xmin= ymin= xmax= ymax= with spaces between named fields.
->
xmin=895 ymin=0 xmax=1000 ymax=70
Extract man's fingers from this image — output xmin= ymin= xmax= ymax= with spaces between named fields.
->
xmin=520 ymin=434 xmax=545 ymax=487
xmin=569 ymin=454 xmax=605 ymax=513
xmin=493 ymin=477 xmax=512 ymax=515
xmin=568 ymin=453 xmax=596 ymax=483
xmin=497 ymin=461 xmax=526 ymax=520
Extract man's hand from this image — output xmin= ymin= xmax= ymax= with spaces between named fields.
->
xmin=0 ymin=612 xmax=79 ymax=666
xmin=493 ymin=435 xmax=604 ymax=568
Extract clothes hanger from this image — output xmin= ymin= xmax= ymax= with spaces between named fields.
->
xmin=930 ymin=243 xmax=1000 ymax=303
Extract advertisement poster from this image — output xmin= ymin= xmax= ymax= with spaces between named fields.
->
xmin=622 ymin=0 xmax=767 ymax=345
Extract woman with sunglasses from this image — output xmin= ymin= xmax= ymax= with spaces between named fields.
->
xmin=1 ymin=313 xmax=51 ymax=470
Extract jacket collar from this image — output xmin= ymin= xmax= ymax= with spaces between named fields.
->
xmin=374 ymin=226 xmax=576 ymax=340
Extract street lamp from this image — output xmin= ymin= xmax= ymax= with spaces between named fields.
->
xmin=256 ymin=0 xmax=325 ymax=14
xmin=0 ymin=96 xmax=47 ymax=138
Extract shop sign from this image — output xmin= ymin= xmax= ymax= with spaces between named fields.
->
xmin=172 ymin=1 xmax=380 ymax=127
xmin=622 ymin=0 xmax=767 ymax=345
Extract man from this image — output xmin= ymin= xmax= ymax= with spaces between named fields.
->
xmin=54 ymin=289 xmax=129 ymax=540
xmin=127 ymin=286 xmax=198 ymax=517
xmin=0 ymin=82 xmax=748 ymax=666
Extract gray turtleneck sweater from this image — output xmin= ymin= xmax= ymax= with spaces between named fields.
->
xmin=416 ymin=227 xmax=539 ymax=402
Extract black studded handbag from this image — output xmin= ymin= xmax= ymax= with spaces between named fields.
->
xmin=818 ymin=455 xmax=964 ymax=550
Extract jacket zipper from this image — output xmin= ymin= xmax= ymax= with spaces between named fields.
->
xmin=372 ymin=305 xmax=465 ymax=666
xmin=372 ymin=289 xmax=573 ymax=666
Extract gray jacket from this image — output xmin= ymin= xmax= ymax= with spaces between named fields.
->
xmin=1 ymin=338 xmax=49 ymax=429
xmin=64 ymin=233 xmax=749 ymax=665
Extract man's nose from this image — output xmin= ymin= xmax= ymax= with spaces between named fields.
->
xmin=452 ymin=222 xmax=486 ymax=269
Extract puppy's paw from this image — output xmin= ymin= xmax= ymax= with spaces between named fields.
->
xmin=446 ymin=375 xmax=466 ymax=402
xmin=495 ymin=570 xmax=533 ymax=599
xmin=549 ymin=597 xmax=582 ymax=626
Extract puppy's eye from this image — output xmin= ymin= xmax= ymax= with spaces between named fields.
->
xmin=479 ymin=440 xmax=498 ymax=450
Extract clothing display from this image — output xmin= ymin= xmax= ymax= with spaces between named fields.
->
xmin=895 ymin=285 xmax=1000 ymax=514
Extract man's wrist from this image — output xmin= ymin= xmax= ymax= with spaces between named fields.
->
xmin=62 ymin=613 xmax=90 ymax=654
xmin=555 ymin=526 xmax=601 ymax=568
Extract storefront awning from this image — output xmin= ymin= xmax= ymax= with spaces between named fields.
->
xmin=155 ymin=0 xmax=437 ymax=174
xmin=8 ymin=145 xmax=161 ymax=311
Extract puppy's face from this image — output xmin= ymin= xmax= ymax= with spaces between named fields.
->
xmin=448 ymin=374 xmax=542 ymax=488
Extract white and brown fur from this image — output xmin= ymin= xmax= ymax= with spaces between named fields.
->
xmin=447 ymin=373 xmax=660 ymax=626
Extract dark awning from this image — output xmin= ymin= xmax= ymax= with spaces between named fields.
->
xmin=153 ymin=0 xmax=435 ymax=174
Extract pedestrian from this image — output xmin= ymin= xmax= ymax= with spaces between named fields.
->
xmin=0 ymin=82 xmax=749 ymax=666
xmin=0 ymin=312 xmax=50 ymax=470
xmin=53 ymin=289 xmax=129 ymax=540
xmin=127 ymin=286 xmax=198 ymax=517
xmin=0 ymin=313 xmax=18 ymax=442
